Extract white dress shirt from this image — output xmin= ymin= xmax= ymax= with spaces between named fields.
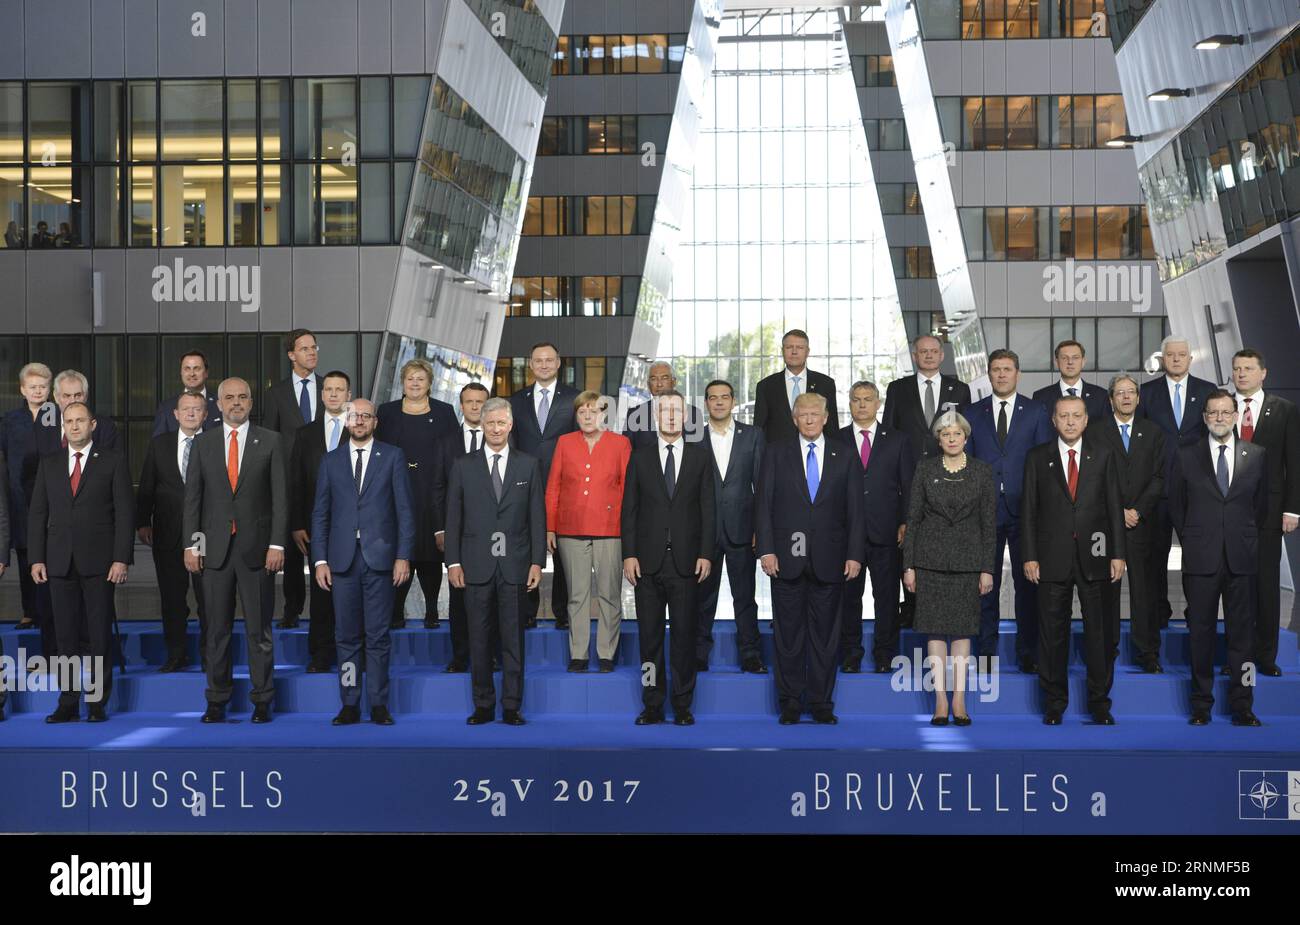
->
xmin=348 ymin=438 xmax=374 ymax=490
xmin=801 ymin=433 xmax=826 ymax=480
xmin=709 ymin=421 xmax=735 ymax=480
xmin=658 ymin=434 xmax=683 ymax=474
xmin=785 ymin=368 xmax=806 ymax=408
xmin=1210 ymin=433 xmax=1237 ymax=486
xmin=67 ymin=441 xmax=92 ymax=476
xmin=462 ymin=422 xmax=483 ymax=454
xmin=992 ymin=395 xmax=1016 ymax=434
xmin=916 ymin=372 xmax=941 ymax=413
xmin=1165 ymin=374 xmax=1188 ymax=420
xmin=1058 ymin=378 xmax=1084 ymax=397
xmin=1057 ymin=436 xmax=1083 ymax=474
xmin=176 ymin=429 xmax=200 ymax=477
xmin=853 ymin=421 xmax=877 ymax=461
xmin=295 ymin=374 xmax=317 ymax=421
xmin=223 ymin=420 xmax=250 ymax=470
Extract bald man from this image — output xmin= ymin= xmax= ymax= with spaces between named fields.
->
xmin=183 ymin=377 xmax=287 ymax=724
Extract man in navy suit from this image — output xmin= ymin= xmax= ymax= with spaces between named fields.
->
xmin=447 ymin=398 xmax=546 ymax=726
xmin=696 ymin=379 xmax=766 ymax=674
xmin=1138 ymin=336 xmax=1215 ymax=628
xmin=963 ymin=349 xmax=1052 ymax=670
xmin=752 ymin=329 xmax=840 ymax=444
xmin=507 ymin=341 xmax=579 ymax=628
xmin=882 ymin=335 xmax=972 ymax=459
xmin=1030 ymin=339 xmax=1109 ymax=423
xmin=756 ymin=392 xmax=864 ymax=725
xmin=626 ymin=361 xmax=705 ymax=449
xmin=836 ymin=380 xmax=914 ymax=674
xmin=311 ymin=398 xmax=414 ymax=727
xmin=1168 ymin=389 xmax=1267 ymax=726
xmin=150 ymin=350 xmax=222 ymax=437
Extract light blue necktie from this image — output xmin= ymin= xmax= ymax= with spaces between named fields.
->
xmin=790 ymin=375 xmax=802 ymax=408
xmin=1216 ymin=444 xmax=1229 ymax=496
xmin=328 ymin=416 xmax=341 ymax=451
xmin=1120 ymin=423 xmax=1130 ymax=452
xmin=806 ymin=442 xmax=819 ymax=501
xmin=181 ymin=435 xmax=193 ymax=482
xmin=1173 ymin=383 xmax=1183 ymax=431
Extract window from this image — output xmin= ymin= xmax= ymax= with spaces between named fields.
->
xmin=945 ymin=95 xmax=1126 ymax=150
xmin=958 ymin=204 xmax=1154 ymax=260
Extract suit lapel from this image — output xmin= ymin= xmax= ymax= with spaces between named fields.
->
xmin=1225 ymin=443 xmax=1254 ymax=500
xmin=359 ymin=445 xmax=380 ymax=497
xmin=1046 ymin=446 xmax=1072 ymax=501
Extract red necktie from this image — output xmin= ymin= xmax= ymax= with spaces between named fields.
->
xmin=860 ymin=429 xmax=872 ymax=469
xmin=70 ymin=451 xmax=82 ymax=496
xmin=1067 ymin=448 xmax=1078 ymax=501
xmin=1241 ymin=397 xmax=1254 ymax=442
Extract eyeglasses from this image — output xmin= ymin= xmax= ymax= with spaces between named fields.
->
xmin=1204 ymin=410 xmax=1236 ymax=419
xmin=349 ymin=412 xmax=376 ymax=421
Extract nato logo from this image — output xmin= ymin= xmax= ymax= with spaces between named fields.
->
xmin=1237 ymin=770 xmax=1299 ymax=820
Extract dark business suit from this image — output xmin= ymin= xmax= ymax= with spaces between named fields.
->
xmin=963 ymin=393 xmax=1053 ymax=661
xmin=1138 ymin=374 xmax=1215 ymax=624
xmin=1092 ymin=416 xmax=1165 ymax=664
xmin=622 ymin=439 xmax=715 ymax=714
xmin=696 ymin=421 xmax=764 ymax=665
xmin=835 ymin=422 xmax=914 ymax=667
xmin=756 ymin=434 xmax=865 ymax=713
xmin=150 ymin=392 xmax=223 ymax=437
xmin=1031 ymin=381 xmax=1110 ymax=424
xmin=311 ymin=440 xmax=415 ymax=710
xmin=509 ymin=381 xmax=579 ymax=623
xmin=1020 ymin=439 xmax=1126 ymax=716
xmin=290 ymin=414 xmax=345 ymax=667
xmin=28 ymin=445 xmax=134 ymax=709
xmin=183 ymin=423 xmax=287 ymax=708
xmin=135 ymin=430 xmax=207 ymax=663
xmin=626 ymin=399 xmax=706 ymax=449
xmin=32 ymin=407 xmax=119 ymax=455
xmin=1 ymin=406 xmax=56 ymax=653
xmin=753 ymin=368 xmax=839 ymax=444
xmin=435 ymin=424 xmax=492 ymax=668
xmin=445 ymin=447 xmax=546 ymax=713
xmin=0 ymin=465 xmax=9 ymax=709
xmin=1238 ymin=392 xmax=1300 ymax=669
xmin=1168 ymin=438 xmax=1268 ymax=715
xmin=262 ymin=372 xmax=324 ymax=624
xmin=883 ymin=373 xmax=972 ymax=459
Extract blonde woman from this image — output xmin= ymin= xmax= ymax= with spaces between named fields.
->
xmin=2 ymin=363 xmax=54 ymax=645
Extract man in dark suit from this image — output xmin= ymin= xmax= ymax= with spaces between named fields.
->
xmin=1021 ymin=395 xmax=1126 ymax=725
xmin=311 ymin=398 xmax=415 ymax=727
xmin=1137 ymin=336 xmax=1215 ymax=627
xmin=1092 ymin=374 xmax=1166 ymax=672
xmin=836 ymin=380 xmax=914 ymax=674
xmin=622 ymin=390 xmax=715 ymax=726
xmin=447 ymin=397 xmax=546 ymax=726
xmin=1230 ymin=348 xmax=1300 ymax=677
xmin=1030 ymin=339 xmax=1110 ymax=423
xmin=0 ymin=456 xmax=9 ymax=720
xmin=757 ymin=392 xmax=865 ymax=725
xmin=289 ymin=370 xmax=353 ymax=672
xmin=753 ymin=329 xmax=840 ymax=444
xmin=36 ymin=370 xmax=120 ymax=454
xmin=883 ymin=334 xmax=971 ymax=459
xmin=136 ymin=390 xmax=209 ymax=672
xmin=29 ymin=402 xmax=133 ymax=723
xmin=261 ymin=329 xmax=324 ymax=630
xmin=150 ymin=350 xmax=222 ymax=437
xmin=963 ymin=349 xmax=1052 ymax=669
xmin=625 ymin=361 xmax=705 ymax=449
xmin=1169 ymin=389 xmax=1268 ymax=726
xmin=695 ymin=379 xmax=766 ymax=674
xmin=183 ymin=377 xmax=287 ymax=725
xmin=507 ymin=341 xmax=579 ymax=628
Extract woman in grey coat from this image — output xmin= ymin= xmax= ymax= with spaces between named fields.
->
xmin=902 ymin=410 xmax=997 ymax=726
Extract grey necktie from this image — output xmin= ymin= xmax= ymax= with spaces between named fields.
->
xmin=1216 ymin=444 xmax=1230 ymax=496
xmin=664 ymin=443 xmax=676 ymax=498
xmin=537 ymin=388 xmax=550 ymax=432
xmin=181 ymin=435 xmax=193 ymax=483
xmin=923 ymin=378 xmax=936 ymax=422
xmin=492 ymin=453 xmax=504 ymax=501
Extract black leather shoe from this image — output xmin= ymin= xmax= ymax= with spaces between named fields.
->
xmin=523 ymin=616 xmax=537 ymax=630
xmin=1140 ymin=659 xmax=1164 ymax=674
xmin=251 ymin=703 xmax=272 ymax=724
xmin=598 ymin=659 xmax=615 ymax=673
xmin=87 ymin=705 xmax=108 ymax=723
xmin=370 ymin=706 xmax=395 ymax=725
xmin=390 ymin=617 xmax=406 ymax=630
xmin=930 ymin=714 xmax=949 ymax=726
xmin=0 ymin=705 xmax=6 ymax=722
xmin=45 ymin=704 xmax=79 ymax=724
xmin=840 ymin=658 xmax=861 ymax=674
xmin=779 ymin=705 xmax=801 ymax=725
xmin=673 ymin=710 xmax=695 ymax=726
xmin=1232 ymin=710 xmax=1262 ymax=727
xmin=467 ymin=707 xmax=494 ymax=725
xmin=1220 ymin=665 xmax=1231 ymax=676
xmin=1091 ymin=710 xmax=1116 ymax=725
xmin=953 ymin=714 xmax=972 ymax=727
xmin=567 ymin=659 xmax=588 ymax=673
xmin=15 ymin=618 xmax=35 ymax=630
xmin=502 ymin=709 xmax=526 ymax=726
xmin=201 ymin=703 xmax=226 ymax=724
xmin=444 ymin=660 xmax=468 ymax=673
xmin=159 ymin=655 xmax=187 ymax=673
xmin=423 ymin=617 xmax=440 ymax=629
xmin=492 ymin=657 xmax=502 ymax=671
xmin=332 ymin=705 xmax=361 ymax=725
xmin=812 ymin=709 xmax=838 ymax=725
xmin=1258 ymin=663 xmax=1283 ymax=677
xmin=695 ymin=658 xmax=709 ymax=672
xmin=873 ymin=661 xmax=892 ymax=674
xmin=278 ymin=615 xmax=300 ymax=629
xmin=1189 ymin=710 xmax=1211 ymax=726
xmin=634 ymin=708 xmax=663 ymax=725
xmin=554 ymin=617 xmax=569 ymax=630
xmin=305 ymin=660 xmax=332 ymax=674
xmin=742 ymin=657 xmax=769 ymax=674
xmin=1018 ymin=659 xmax=1038 ymax=674
xmin=1042 ymin=711 xmax=1063 ymax=725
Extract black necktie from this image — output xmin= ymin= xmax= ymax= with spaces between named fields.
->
xmin=664 ymin=443 xmax=676 ymax=499
xmin=354 ymin=448 xmax=363 ymax=493
xmin=469 ymin=429 xmax=479 ymax=454
xmin=997 ymin=400 xmax=1008 ymax=448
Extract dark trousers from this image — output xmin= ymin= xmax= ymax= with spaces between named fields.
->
xmin=524 ymin=546 xmax=568 ymax=622
xmin=306 ymin=573 xmax=336 ymax=667
xmin=203 ymin=533 xmax=275 ymax=706
xmin=448 ymin=584 xmax=472 ymax=666
xmin=840 ymin=541 xmax=903 ymax=664
xmin=635 ymin=554 xmax=698 ymax=713
xmin=771 ymin=570 xmax=843 ymax=712
xmin=978 ymin=519 xmax=1038 ymax=661
xmin=332 ymin=545 xmax=395 ymax=709
xmin=281 ymin=539 xmax=306 ymax=619
xmin=155 ymin=544 xmax=206 ymax=662
xmin=1184 ymin=557 xmax=1255 ymax=713
xmin=1036 ymin=556 xmax=1113 ymax=715
xmin=16 ymin=547 xmax=56 ymax=656
xmin=466 ymin=577 xmax=525 ymax=711
xmin=1149 ymin=499 xmax=1175 ymax=623
xmin=1255 ymin=528 xmax=1283 ymax=667
xmin=696 ymin=542 xmax=760 ymax=663
xmin=1105 ymin=524 xmax=1157 ymax=663
xmin=49 ymin=565 xmax=115 ymax=709
xmin=393 ymin=555 xmax=442 ymax=622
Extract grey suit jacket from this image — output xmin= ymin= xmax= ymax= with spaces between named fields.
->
xmin=445 ymin=449 xmax=546 ymax=585
xmin=183 ymin=423 xmax=288 ymax=570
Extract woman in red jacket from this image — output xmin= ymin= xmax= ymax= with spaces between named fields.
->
xmin=546 ymin=391 xmax=632 ymax=673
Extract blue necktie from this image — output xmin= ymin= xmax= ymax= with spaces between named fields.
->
xmin=806 ymin=442 xmax=819 ymax=502
xmin=790 ymin=376 xmax=802 ymax=408
xmin=328 ymin=416 xmax=341 ymax=451
xmin=1120 ymin=423 xmax=1130 ymax=452
xmin=181 ymin=435 xmax=193 ymax=483
xmin=1173 ymin=383 xmax=1183 ymax=431
xmin=1216 ymin=444 xmax=1229 ymax=496
xmin=299 ymin=377 xmax=313 ymax=424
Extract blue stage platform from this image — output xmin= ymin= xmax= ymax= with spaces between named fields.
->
xmin=1 ymin=621 xmax=1297 ymax=833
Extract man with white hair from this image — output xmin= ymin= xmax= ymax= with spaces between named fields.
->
xmin=1138 ymin=336 xmax=1215 ymax=631
xmin=35 ymin=369 xmax=120 ymax=454
xmin=625 ymin=360 xmax=704 ymax=449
